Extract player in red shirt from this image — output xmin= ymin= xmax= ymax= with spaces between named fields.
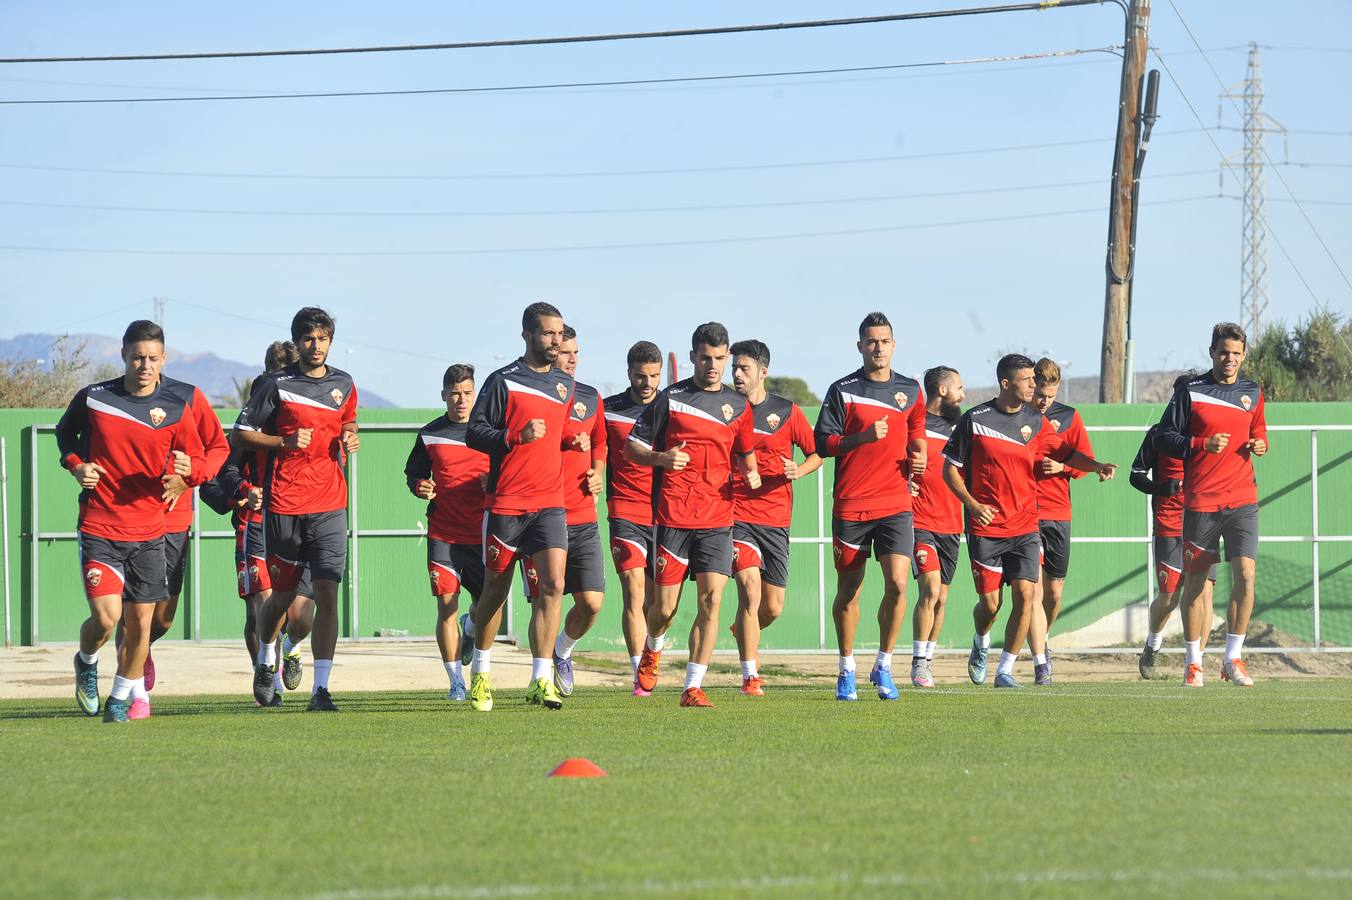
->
xmin=728 ymin=339 xmax=820 ymax=696
xmin=603 ymin=341 xmax=663 ymax=687
xmin=908 ymin=365 xmax=966 ymax=689
xmin=943 ymin=354 xmax=1115 ymax=688
xmin=466 ymin=302 xmax=583 ymax=712
xmin=1157 ymin=323 xmax=1267 ymax=687
xmin=235 ymin=307 xmax=359 ymax=712
xmin=1027 ymin=357 xmax=1095 ymax=684
xmin=814 ymin=312 xmax=927 ymax=702
xmin=405 ymin=363 xmax=489 ymax=702
xmin=58 ymin=320 xmax=206 ymax=723
xmin=627 ymin=322 xmax=760 ymax=707
xmin=1132 ymin=373 xmax=1216 ymax=679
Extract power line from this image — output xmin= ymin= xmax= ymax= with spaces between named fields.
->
xmin=0 ymin=1 xmax=1112 ymax=64
xmin=0 ymin=195 xmax=1219 ymax=258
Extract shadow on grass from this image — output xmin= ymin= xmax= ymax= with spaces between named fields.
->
xmin=1256 ymin=727 xmax=1352 ymax=736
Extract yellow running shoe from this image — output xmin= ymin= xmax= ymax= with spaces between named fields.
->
xmin=525 ymin=677 xmax=564 ymax=710
xmin=469 ymin=671 xmax=494 ymax=712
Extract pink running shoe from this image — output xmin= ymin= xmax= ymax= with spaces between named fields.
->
xmin=128 ymin=697 xmax=151 ymax=720
xmin=143 ymin=650 xmax=156 ymax=691
xmin=631 ymin=678 xmax=652 ymax=698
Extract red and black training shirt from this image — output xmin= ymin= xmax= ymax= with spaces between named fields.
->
xmin=561 ymin=381 xmax=607 ymax=526
xmin=163 ymin=375 xmax=231 ymax=534
xmin=912 ymin=412 xmax=964 ymax=536
xmin=1156 ymin=373 xmax=1267 ymax=512
xmin=1130 ymin=423 xmax=1186 ymax=537
xmin=1033 ymin=400 xmax=1093 ymax=522
xmin=467 ymin=358 xmax=574 ymax=514
xmin=732 ymin=393 xmax=816 ymax=528
xmin=603 ymin=390 xmax=656 ymax=527
xmin=405 ymin=415 xmax=490 ymax=545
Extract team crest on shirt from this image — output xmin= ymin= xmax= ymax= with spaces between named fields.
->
xmin=556 ymin=383 xmax=569 ymax=401
xmin=721 ymin=404 xmax=734 ymax=421
xmin=85 ymin=567 xmax=101 ymax=587
xmin=894 ymin=392 xmax=908 ymax=409
xmin=766 ymin=413 xmax=781 ymax=430
xmin=1050 ymin=419 xmax=1062 ymax=432
xmin=330 ymin=388 xmax=344 ymax=406
xmin=1019 ymin=425 xmax=1033 ymax=441
xmin=1241 ymin=395 xmax=1252 ymax=410
xmin=148 ymin=407 xmax=166 ymax=427
xmin=574 ymin=401 xmax=587 ymax=418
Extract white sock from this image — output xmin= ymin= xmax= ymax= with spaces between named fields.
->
xmin=911 ymin=640 xmax=925 ymax=658
xmin=554 ymin=632 xmax=579 ymax=660
xmin=258 ymin=640 xmax=277 ymax=667
xmin=997 ymin=650 xmax=1018 ymax=676
xmin=283 ymin=634 xmax=303 ymax=656
xmin=1185 ymin=639 xmax=1202 ymax=666
xmin=740 ymin=659 xmax=758 ymax=678
xmin=463 ymin=615 xmax=477 ymax=639
xmin=273 ymin=669 xmax=285 ymax=692
xmin=1148 ymin=631 xmax=1164 ymax=651
xmin=1224 ymin=632 xmax=1245 ymax=661
xmin=683 ymin=662 xmax=708 ymax=690
xmin=313 ymin=658 xmax=333 ymax=691
xmin=976 ymin=632 xmax=991 ymax=650
xmin=79 ymin=649 xmax=98 ymax=665
xmin=630 ymin=655 xmax=641 ymax=676
xmin=129 ymin=677 xmax=148 ymax=702
xmin=874 ymin=650 xmax=892 ymax=670
xmin=444 ymin=660 xmax=461 ymax=686
xmin=472 ymin=647 xmax=491 ymax=674
xmin=110 ymin=674 xmax=133 ymax=701
xmin=646 ymin=633 xmax=665 ymax=653
xmin=839 ymin=655 xmax=856 ymax=674
xmin=924 ymin=641 xmax=936 ymax=660
xmin=1033 ymin=653 xmax=1047 ymax=666
xmin=531 ymin=657 xmax=551 ymax=681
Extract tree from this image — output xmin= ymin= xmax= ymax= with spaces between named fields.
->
xmin=217 ymin=376 xmax=253 ymax=408
xmin=764 ymin=375 xmax=820 ymax=406
xmin=0 ymin=336 xmax=120 ymax=408
xmin=1245 ymin=310 xmax=1352 ymax=402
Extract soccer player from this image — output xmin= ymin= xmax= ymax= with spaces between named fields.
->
xmin=1156 ymin=323 xmax=1267 ymax=687
xmin=944 ymin=354 xmax=1116 ymax=688
xmin=59 ymin=319 xmax=205 ymax=723
xmin=1029 ymin=357 xmax=1094 ymax=683
xmin=602 ymin=341 xmax=663 ymax=688
xmin=728 ymin=339 xmax=820 ymax=696
xmin=1131 ymin=374 xmax=1216 ymax=679
xmin=814 ymin=312 xmax=927 ymax=702
xmin=405 ymin=363 xmax=488 ymax=701
xmin=909 ymin=365 xmax=966 ymax=688
xmin=465 ymin=302 xmax=580 ymax=712
xmin=235 ymin=307 xmax=359 ymax=712
xmin=627 ymin=322 xmax=760 ymax=707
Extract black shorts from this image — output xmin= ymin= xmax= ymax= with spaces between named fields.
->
xmin=165 ymin=529 xmax=190 ymax=596
xmin=731 ymin=522 xmax=791 ymax=588
xmin=237 ymin=518 xmax=312 ymax=598
xmin=266 ymin=509 xmax=348 ymax=588
xmin=483 ymin=508 xmax=568 ymax=574
xmin=1039 ymin=519 xmax=1071 ymax=581
xmin=912 ymin=530 xmax=960 ymax=585
xmin=832 ymin=512 xmax=914 ymax=572
xmin=654 ymin=525 xmax=732 ymax=585
xmin=608 ymin=517 xmax=654 ymax=574
xmin=428 ymin=539 xmax=485 ymax=599
xmin=78 ymin=532 xmax=168 ymax=603
xmin=564 ymin=522 xmax=606 ymax=594
xmin=1153 ymin=534 xmax=1218 ymax=594
xmin=1183 ymin=504 xmax=1259 ymax=573
xmin=968 ymin=531 xmax=1041 ymax=594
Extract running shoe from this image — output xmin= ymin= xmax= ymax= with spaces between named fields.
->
xmin=458 ymin=613 xmax=474 ymax=668
xmin=968 ymin=639 xmax=988 ymax=685
xmin=1034 ymin=663 xmax=1052 ymax=686
xmin=994 ymin=671 xmax=1022 ymax=688
xmin=1045 ymin=645 xmax=1054 ymax=676
xmin=1221 ymin=658 xmax=1254 ymax=687
xmin=680 ymin=687 xmax=714 ymax=707
xmin=448 ymin=677 xmax=467 ymax=701
xmin=1138 ymin=644 xmax=1159 ymax=680
xmin=1183 ymin=663 xmax=1204 ymax=687
xmin=74 ymin=653 xmax=100 ymax=717
xmin=741 ymin=675 xmax=765 ymax=697
xmin=282 ymin=650 xmax=303 ymax=691
xmin=306 ymin=687 xmax=339 ymax=712
xmin=143 ymin=650 xmax=156 ymax=691
xmin=525 ymin=677 xmax=564 ymax=710
xmin=252 ymin=663 xmax=277 ymax=706
xmin=870 ymin=665 xmax=900 ymax=700
xmin=553 ymin=653 xmax=574 ymax=698
xmin=470 ymin=671 xmax=493 ymax=711
xmin=254 ymin=693 xmax=284 ymax=708
xmin=635 ymin=647 xmax=662 ymax=694
xmin=835 ymin=670 xmax=858 ymax=701
xmin=128 ymin=697 xmax=151 ymax=720
xmin=102 ymin=697 xmax=130 ymax=723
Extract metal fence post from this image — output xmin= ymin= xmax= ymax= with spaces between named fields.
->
xmin=2 ymin=436 xmax=11 ymax=647
xmin=816 ymin=464 xmax=826 ymax=650
xmin=1311 ymin=429 xmax=1321 ymax=650
xmin=191 ymin=488 xmax=202 ymax=641
xmin=349 ymin=450 xmax=360 ymax=641
xmin=29 ymin=426 xmax=40 ymax=646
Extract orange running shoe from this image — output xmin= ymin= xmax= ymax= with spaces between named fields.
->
xmin=635 ymin=647 xmax=661 ymax=694
xmin=1221 ymin=657 xmax=1254 ymax=687
xmin=741 ymin=675 xmax=765 ymax=697
xmin=1183 ymin=662 xmax=1204 ymax=687
xmin=680 ymin=687 xmax=714 ymax=707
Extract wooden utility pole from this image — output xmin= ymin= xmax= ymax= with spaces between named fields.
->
xmin=1099 ymin=0 xmax=1151 ymax=403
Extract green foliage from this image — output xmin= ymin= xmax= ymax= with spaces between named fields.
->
xmin=764 ymin=375 xmax=820 ymax=405
xmin=0 ymin=335 xmax=119 ymax=408
xmin=1246 ymin=310 xmax=1352 ymax=401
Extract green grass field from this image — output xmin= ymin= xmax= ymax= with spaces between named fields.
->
xmin=3 ymin=679 xmax=1350 ymax=899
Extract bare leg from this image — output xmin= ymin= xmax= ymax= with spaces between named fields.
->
xmin=687 ymin=572 xmax=728 ymax=667
xmin=617 ymin=568 xmax=649 ymax=660
xmin=733 ymin=567 xmax=762 ymax=663
xmin=434 ymin=591 xmax=461 ymax=663
xmin=876 ymin=554 xmax=910 ymax=653
xmin=831 ymin=566 xmax=867 ymax=656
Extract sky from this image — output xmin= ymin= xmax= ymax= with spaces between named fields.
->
xmin=0 ymin=1 xmax=1348 ymax=405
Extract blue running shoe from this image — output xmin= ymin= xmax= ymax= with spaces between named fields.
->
xmin=74 ymin=652 xmax=100 ymax=717
xmin=870 ymin=665 xmax=900 ymax=700
xmin=1034 ymin=663 xmax=1052 ymax=686
xmin=553 ymin=653 xmax=574 ymax=698
xmin=994 ymin=671 xmax=1022 ymax=689
xmin=835 ymin=670 xmax=858 ymax=701
xmin=967 ymin=639 xmax=988 ymax=685
xmin=447 ymin=677 xmax=467 ymax=701
xmin=102 ymin=696 xmax=130 ymax=723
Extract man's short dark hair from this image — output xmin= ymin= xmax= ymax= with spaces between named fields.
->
xmin=291 ymin=307 xmax=335 ymax=343
xmin=264 ymin=340 xmax=298 ymax=372
xmin=1173 ymin=371 xmax=1196 ymax=392
xmin=691 ymin=322 xmax=729 ymax=351
xmin=996 ymin=353 xmax=1036 ymax=385
xmin=730 ymin=339 xmax=770 ymax=370
xmin=1210 ymin=322 xmax=1247 ymax=351
xmin=858 ymin=312 xmax=891 ymax=339
xmin=924 ymin=365 xmax=958 ymax=398
xmin=627 ymin=340 xmax=662 ymax=368
xmin=522 ymin=302 xmax=562 ymax=333
xmin=443 ymin=363 xmax=475 ymax=388
xmin=562 ymin=324 xmax=577 ymax=341
xmin=122 ymin=319 xmax=164 ymax=348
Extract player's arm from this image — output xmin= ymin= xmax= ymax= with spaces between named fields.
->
xmin=1128 ymin=428 xmax=1179 ymax=496
xmin=731 ymin=406 xmax=761 ymax=489
xmin=780 ymin=404 xmax=823 ymax=481
xmin=943 ymin=459 xmax=996 ymax=528
xmin=193 ymin=387 xmax=231 ymax=483
xmin=340 ymin=385 xmax=360 ymax=454
xmin=56 ymin=388 xmax=106 ymax=489
xmin=625 ymin=392 xmax=685 ymax=470
xmin=586 ymin=400 xmax=608 ymax=495
xmin=1245 ymin=390 xmax=1268 ymax=457
xmin=232 ymin=376 xmax=302 ymax=451
xmin=404 ymin=433 xmax=436 ymax=500
xmin=1049 ymin=412 xmax=1093 ymax=480
xmin=1155 ymin=385 xmax=1219 ymax=457
xmin=904 ymin=389 xmax=928 ymax=475
xmin=468 ymin=375 xmax=540 ymax=452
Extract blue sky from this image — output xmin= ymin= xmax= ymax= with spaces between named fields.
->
xmin=1 ymin=1 xmax=1347 ymax=404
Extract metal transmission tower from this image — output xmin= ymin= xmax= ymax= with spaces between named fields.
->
xmin=1220 ymin=43 xmax=1286 ymax=338
xmin=153 ymin=296 xmax=167 ymax=327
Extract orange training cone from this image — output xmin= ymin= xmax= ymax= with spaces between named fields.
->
xmin=548 ymin=758 xmax=607 ymax=778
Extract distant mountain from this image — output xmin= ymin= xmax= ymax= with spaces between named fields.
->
xmin=0 ymin=332 xmax=395 ymax=408
xmin=963 ymin=370 xmax=1190 ymax=406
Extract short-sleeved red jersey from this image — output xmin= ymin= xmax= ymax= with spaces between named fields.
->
xmin=603 ymin=390 xmax=655 ymax=526
xmin=1157 ymin=373 xmax=1266 ymax=512
xmin=561 ymin=382 xmax=607 ymax=526
xmin=404 ymin=415 xmax=490 ymax=545
xmin=1033 ymin=401 xmax=1092 ymax=522
xmin=467 ymin=358 xmax=574 ymax=514
xmin=912 ymin=412 xmax=964 ymax=535
xmin=944 ymin=400 xmax=1073 ymax=539
xmin=234 ymin=363 xmax=358 ymax=516
xmin=163 ymin=377 xmax=230 ymax=533
xmin=57 ymin=377 xmax=207 ymax=542
xmin=732 ymin=394 xmax=816 ymax=528
xmin=629 ymin=379 xmax=755 ymax=530
xmin=814 ymin=368 xmax=926 ymax=521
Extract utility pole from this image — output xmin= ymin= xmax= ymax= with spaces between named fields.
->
xmin=153 ymin=297 xmax=166 ymax=327
xmin=1098 ymin=0 xmax=1152 ymax=404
